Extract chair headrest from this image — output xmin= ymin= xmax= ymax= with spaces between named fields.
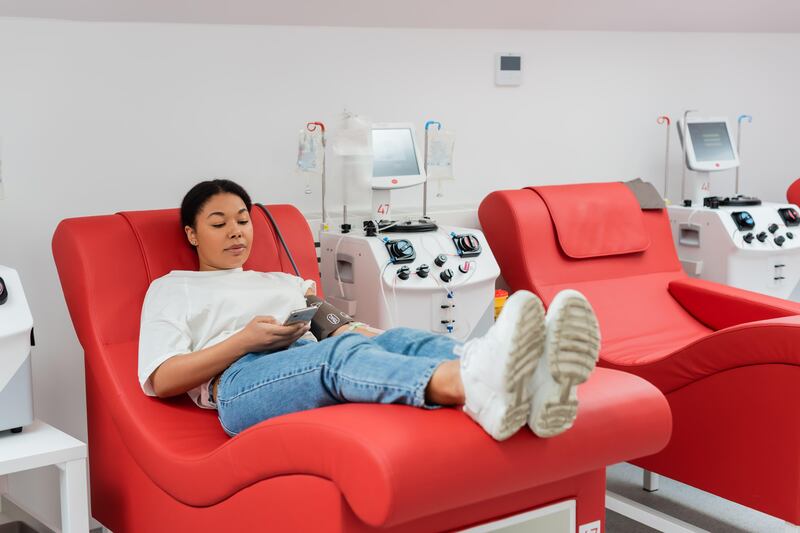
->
xmin=527 ymin=182 xmax=650 ymax=259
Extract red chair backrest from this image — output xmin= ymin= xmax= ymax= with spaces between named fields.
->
xmin=52 ymin=204 xmax=320 ymax=455
xmin=479 ymin=183 xmax=707 ymax=362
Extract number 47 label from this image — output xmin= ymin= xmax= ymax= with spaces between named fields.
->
xmin=579 ymin=520 xmax=601 ymax=533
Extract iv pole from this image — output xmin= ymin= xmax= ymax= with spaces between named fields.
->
xmin=422 ymin=120 xmax=442 ymax=219
xmin=657 ymin=115 xmax=671 ymax=201
xmin=305 ymin=121 xmax=328 ymax=232
xmin=735 ymin=115 xmax=752 ymax=196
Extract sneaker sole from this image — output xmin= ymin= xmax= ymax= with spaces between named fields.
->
xmin=529 ymin=291 xmax=600 ymax=438
xmin=493 ymin=293 xmax=547 ymax=441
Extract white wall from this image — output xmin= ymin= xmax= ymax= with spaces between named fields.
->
xmin=0 ymin=17 xmax=798 ymax=529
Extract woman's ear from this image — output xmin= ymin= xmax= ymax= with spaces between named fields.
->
xmin=185 ymin=225 xmax=198 ymax=246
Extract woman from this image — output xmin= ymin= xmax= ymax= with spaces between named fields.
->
xmin=138 ymin=179 xmax=600 ymax=441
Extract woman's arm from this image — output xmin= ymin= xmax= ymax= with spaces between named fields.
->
xmin=151 ymin=316 xmax=308 ymax=398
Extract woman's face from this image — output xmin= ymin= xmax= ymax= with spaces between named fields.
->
xmin=185 ymin=192 xmax=253 ymax=271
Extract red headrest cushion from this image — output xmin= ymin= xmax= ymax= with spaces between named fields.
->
xmin=528 ymin=182 xmax=650 ymax=259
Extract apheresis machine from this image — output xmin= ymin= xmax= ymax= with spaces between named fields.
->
xmin=319 ymin=123 xmax=499 ymax=339
xmin=0 ymin=265 xmax=35 ymax=433
xmin=668 ymin=115 xmax=800 ymax=299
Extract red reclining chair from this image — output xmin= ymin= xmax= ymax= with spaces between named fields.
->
xmin=480 ymin=182 xmax=800 ymax=528
xmin=52 ymin=203 xmax=670 ymax=532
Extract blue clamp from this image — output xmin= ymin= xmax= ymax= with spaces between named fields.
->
xmin=425 ymin=120 xmax=442 ymax=131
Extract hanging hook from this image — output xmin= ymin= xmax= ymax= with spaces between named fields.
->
xmin=306 ymin=121 xmax=326 ymax=133
xmin=657 ymin=115 xmax=671 ymax=126
xmin=738 ymin=114 xmax=752 ymax=125
xmin=425 ymin=120 xmax=442 ymax=131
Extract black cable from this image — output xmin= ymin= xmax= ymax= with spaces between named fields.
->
xmin=254 ymin=203 xmax=301 ymax=277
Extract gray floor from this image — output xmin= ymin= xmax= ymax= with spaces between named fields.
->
xmin=605 ymin=463 xmax=787 ymax=532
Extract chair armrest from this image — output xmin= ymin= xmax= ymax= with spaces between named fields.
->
xmin=668 ymin=277 xmax=800 ymax=330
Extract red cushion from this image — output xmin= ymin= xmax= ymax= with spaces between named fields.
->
xmin=93 ymin=342 xmax=672 ymax=527
xmin=529 ymin=183 xmax=650 ymax=259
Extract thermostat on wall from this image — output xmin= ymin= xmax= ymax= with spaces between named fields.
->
xmin=495 ymin=53 xmax=522 ymax=86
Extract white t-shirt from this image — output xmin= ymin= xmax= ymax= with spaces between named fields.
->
xmin=137 ymin=268 xmax=316 ymax=409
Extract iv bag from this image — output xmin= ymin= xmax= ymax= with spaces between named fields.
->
xmin=426 ymin=128 xmax=455 ymax=181
xmin=297 ymin=129 xmax=323 ymax=173
xmin=333 ymin=113 xmax=373 ymax=205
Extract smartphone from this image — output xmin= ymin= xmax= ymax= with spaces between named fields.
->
xmin=282 ymin=304 xmax=320 ymax=326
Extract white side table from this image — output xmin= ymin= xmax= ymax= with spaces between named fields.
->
xmin=0 ymin=420 xmax=89 ymax=532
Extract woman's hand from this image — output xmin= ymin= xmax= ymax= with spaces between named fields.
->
xmin=235 ymin=316 xmax=310 ymax=354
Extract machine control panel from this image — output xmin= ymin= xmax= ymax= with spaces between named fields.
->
xmin=385 ymin=239 xmax=416 ymax=264
xmin=731 ymin=211 xmax=755 ymax=231
xmin=668 ymin=202 xmax=800 ymax=301
xmin=451 ymin=233 xmax=482 ymax=258
xmin=779 ymin=207 xmax=800 ymax=226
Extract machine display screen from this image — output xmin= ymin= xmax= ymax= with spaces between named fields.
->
xmin=372 ymin=128 xmax=421 ymax=178
xmin=688 ymin=122 xmax=735 ymax=162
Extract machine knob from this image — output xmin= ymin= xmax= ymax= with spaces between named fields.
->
xmin=440 ymin=269 xmax=454 ymax=283
xmin=434 ymin=254 xmax=448 ymax=267
xmin=458 ymin=262 xmax=471 ymax=274
xmin=757 ymin=232 xmax=768 ymax=242
xmin=416 ymin=264 xmax=430 ymax=278
xmin=788 ymin=232 xmax=795 ymax=240
xmin=743 ymin=233 xmax=755 ymax=244
xmin=386 ymin=239 xmax=415 ymax=263
xmin=463 ymin=235 xmax=480 ymax=251
xmin=0 ymin=276 xmax=6 ymax=306
xmin=769 ymin=223 xmax=780 ymax=234
xmin=775 ymin=235 xmax=786 ymax=247
xmin=396 ymin=266 xmax=411 ymax=280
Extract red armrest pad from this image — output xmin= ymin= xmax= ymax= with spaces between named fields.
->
xmin=668 ymin=277 xmax=800 ymax=330
xmin=115 ymin=367 xmax=670 ymax=527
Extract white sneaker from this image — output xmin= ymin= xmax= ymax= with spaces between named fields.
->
xmin=458 ymin=290 xmax=546 ymax=441
xmin=527 ymin=289 xmax=601 ymax=438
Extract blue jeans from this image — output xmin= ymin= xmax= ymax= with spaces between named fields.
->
xmin=215 ymin=327 xmax=459 ymax=436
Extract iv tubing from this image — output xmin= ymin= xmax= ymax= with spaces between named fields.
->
xmin=306 ymin=122 xmax=327 ymax=230
xmin=657 ymin=115 xmax=671 ymax=200
xmin=735 ymin=115 xmax=752 ymax=195
xmin=681 ymin=110 xmax=698 ymax=203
